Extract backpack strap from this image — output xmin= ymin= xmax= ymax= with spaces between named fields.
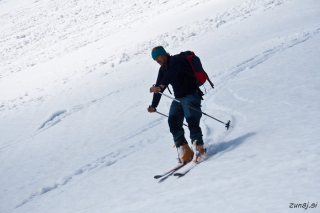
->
xmin=204 ymin=71 xmax=214 ymax=89
xmin=167 ymin=86 xmax=172 ymax=95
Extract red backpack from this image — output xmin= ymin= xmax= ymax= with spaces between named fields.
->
xmin=177 ymin=51 xmax=214 ymax=88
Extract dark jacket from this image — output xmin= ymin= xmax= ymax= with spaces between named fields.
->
xmin=151 ymin=55 xmax=198 ymax=108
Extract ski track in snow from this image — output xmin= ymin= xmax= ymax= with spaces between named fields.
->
xmin=228 ymin=88 xmax=255 ymax=104
xmin=16 ymin=150 xmax=125 ymax=208
xmin=121 ymin=118 xmax=164 ymax=141
xmin=16 ymin=120 xmax=163 ymax=209
xmin=201 ymin=27 xmax=320 ymax=145
xmin=202 ymin=28 xmax=320 ymax=128
xmin=33 ymin=81 xmax=145 ymax=135
xmin=212 ymin=28 xmax=320 ymax=90
xmin=0 ymin=82 xmax=145 ymax=152
xmin=15 ymin=139 xmax=160 ymax=209
xmin=16 ymin=89 xmax=163 ymax=209
xmin=37 ymin=110 xmax=67 ymax=130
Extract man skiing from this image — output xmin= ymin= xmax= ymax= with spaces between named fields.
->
xmin=148 ymin=46 xmax=206 ymax=163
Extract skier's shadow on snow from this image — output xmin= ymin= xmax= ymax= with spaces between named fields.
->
xmin=205 ymin=132 xmax=256 ymax=160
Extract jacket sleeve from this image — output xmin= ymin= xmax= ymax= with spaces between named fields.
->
xmin=151 ymin=69 xmax=166 ymax=108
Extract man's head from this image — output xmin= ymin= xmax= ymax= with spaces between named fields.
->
xmin=151 ymin=46 xmax=169 ymax=66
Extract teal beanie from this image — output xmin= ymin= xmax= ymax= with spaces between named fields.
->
xmin=151 ymin=47 xmax=167 ymax=60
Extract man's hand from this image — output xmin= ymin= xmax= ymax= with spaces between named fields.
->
xmin=150 ymin=85 xmax=165 ymax=93
xmin=150 ymin=86 xmax=161 ymax=93
xmin=147 ymin=106 xmax=156 ymax=113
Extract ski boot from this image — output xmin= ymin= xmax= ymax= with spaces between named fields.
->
xmin=192 ymin=140 xmax=207 ymax=163
xmin=174 ymin=137 xmax=194 ymax=163
xmin=178 ymin=144 xmax=194 ymax=164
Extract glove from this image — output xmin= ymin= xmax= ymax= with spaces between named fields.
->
xmin=147 ymin=106 xmax=156 ymax=113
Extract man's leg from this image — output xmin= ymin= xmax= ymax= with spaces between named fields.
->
xmin=181 ymin=90 xmax=207 ymax=162
xmin=168 ymin=100 xmax=186 ymax=146
xmin=168 ymin=100 xmax=194 ymax=163
xmin=181 ymin=91 xmax=204 ymax=146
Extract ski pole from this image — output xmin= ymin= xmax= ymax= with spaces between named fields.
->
xmin=156 ymin=110 xmax=188 ymax=127
xmin=159 ymin=92 xmax=232 ymax=130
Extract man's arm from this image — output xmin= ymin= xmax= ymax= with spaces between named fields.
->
xmin=148 ymin=69 xmax=166 ymax=112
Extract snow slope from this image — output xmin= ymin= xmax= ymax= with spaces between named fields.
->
xmin=1 ymin=0 xmax=319 ymax=212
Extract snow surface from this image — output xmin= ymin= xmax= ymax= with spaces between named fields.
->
xmin=1 ymin=0 xmax=320 ymax=212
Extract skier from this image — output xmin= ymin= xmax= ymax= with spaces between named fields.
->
xmin=148 ymin=46 xmax=206 ymax=163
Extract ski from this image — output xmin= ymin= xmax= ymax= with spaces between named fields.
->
xmin=173 ymin=161 xmax=198 ymax=177
xmin=154 ymin=163 xmax=188 ymax=179
xmin=174 ymin=149 xmax=207 ymax=177
xmin=155 ymin=142 xmax=207 ymax=179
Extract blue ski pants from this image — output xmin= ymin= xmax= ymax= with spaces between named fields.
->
xmin=168 ymin=90 xmax=204 ymax=145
